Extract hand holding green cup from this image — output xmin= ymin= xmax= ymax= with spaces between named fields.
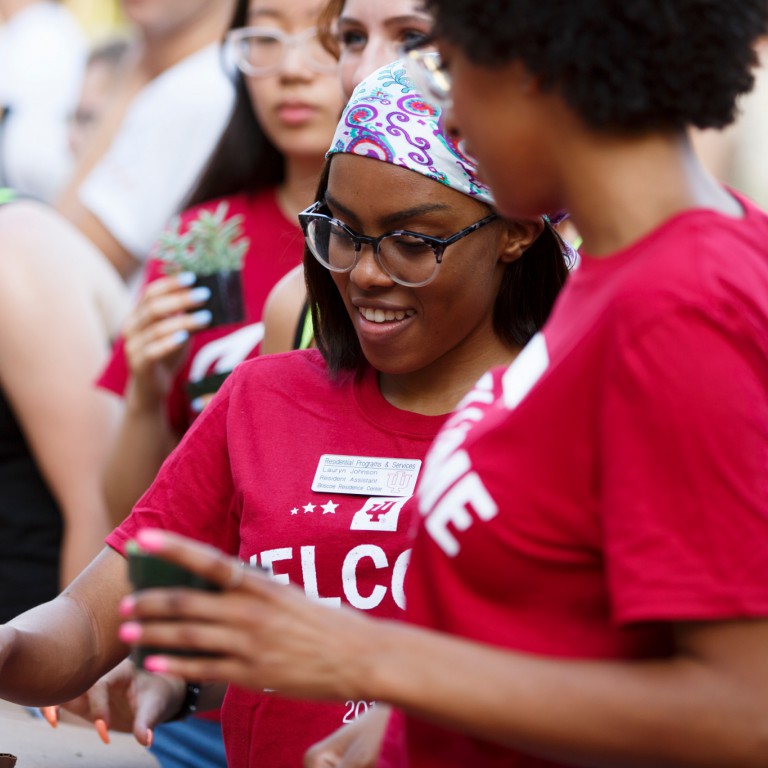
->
xmin=126 ymin=540 xmax=222 ymax=669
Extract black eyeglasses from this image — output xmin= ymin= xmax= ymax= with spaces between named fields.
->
xmin=299 ymin=201 xmax=498 ymax=287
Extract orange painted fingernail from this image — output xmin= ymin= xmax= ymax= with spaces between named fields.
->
xmin=95 ymin=718 xmax=110 ymax=744
xmin=146 ymin=728 xmax=154 ymax=749
xmin=41 ymin=706 xmax=58 ymax=728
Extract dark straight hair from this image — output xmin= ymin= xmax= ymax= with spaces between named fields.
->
xmin=182 ymin=0 xmax=285 ymax=210
xmin=305 ymin=157 xmax=570 ymax=376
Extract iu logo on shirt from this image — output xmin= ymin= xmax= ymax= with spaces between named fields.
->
xmin=350 ymin=497 xmax=409 ymax=532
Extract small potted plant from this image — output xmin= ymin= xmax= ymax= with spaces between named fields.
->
xmin=157 ymin=201 xmax=249 ymax=328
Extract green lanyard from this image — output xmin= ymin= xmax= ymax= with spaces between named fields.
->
xmin=0 ymin=188 xmax=16 ymax=205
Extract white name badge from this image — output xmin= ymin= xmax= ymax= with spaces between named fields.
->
xmin=312 ymin=454 xmax=422 ymax=497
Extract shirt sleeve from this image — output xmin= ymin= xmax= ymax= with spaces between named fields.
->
xmin=96 ymin=335 xmax=130 ymax=397
xmin=107 ymin=378 xmax=240 ymax=557
xmin=601 ymin=306 xmax=768 ymax=623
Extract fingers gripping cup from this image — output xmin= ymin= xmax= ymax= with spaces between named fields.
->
xmin=126 ymin=540 xmax=222 ymax=670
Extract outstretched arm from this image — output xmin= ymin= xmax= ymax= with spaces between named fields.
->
xmin=122 ymin=530 xmax=768 ymax=768
xmin=0 ymin=547 xmax=131 ymax=706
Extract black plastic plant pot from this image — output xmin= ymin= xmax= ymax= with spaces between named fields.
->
xmin=127 ymin=544 xmax=221 ymax=669
xmin=185 ymin=371 xmax=232 ymax=401
xmin=194 ymin=269 xmax=245 ymax=328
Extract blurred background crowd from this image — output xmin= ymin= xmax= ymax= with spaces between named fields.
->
xmin=0 ymin=0 xmax=768 ymax=207
xmin=2 ymin=0 xmax=767 ymax=210
xmin=54 ymin=0 xmax=123 ymax=34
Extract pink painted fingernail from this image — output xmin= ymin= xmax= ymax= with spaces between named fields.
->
xmin=118 ymin=595 xmax=135 ymax=617
xmin=146 ymin=728 xmax=154 ymax=749
xmin=143 ymin=656 xmax=170 ymax=674
xmin=135 ymin=529 xmax=166 ymax=553
xmin=118 ymin=622 xmax=142 ymax=643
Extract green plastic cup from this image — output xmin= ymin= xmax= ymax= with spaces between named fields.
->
xmin=126 ymin=541 xmax=221 ymax=669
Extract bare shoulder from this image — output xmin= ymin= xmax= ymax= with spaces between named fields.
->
xmin=264 ymin=265 xmax=307 ymax=318
xmin=0 ymin=201 xmax=107 ymax=266
xmin=0 ymin=202 xmax=130 ymax=336
xmin=261 ymin=264 xmax=308 ymax=355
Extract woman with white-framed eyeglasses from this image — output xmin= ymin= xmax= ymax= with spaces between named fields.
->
xmin=0 ymin=62 xmax=570 ymax=768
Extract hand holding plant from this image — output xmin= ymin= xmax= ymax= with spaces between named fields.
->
xmin=157 ymin=202 xmax=249 ymax=326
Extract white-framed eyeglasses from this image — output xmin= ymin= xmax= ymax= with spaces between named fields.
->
xmin=400 ymin=48 xmax=452 ymax=110
xmin=224 ymin=26 xmax=337 ymax=77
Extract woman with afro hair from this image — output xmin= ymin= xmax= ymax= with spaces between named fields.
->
xmin=101 ymin=2 xmax=768 ymax=766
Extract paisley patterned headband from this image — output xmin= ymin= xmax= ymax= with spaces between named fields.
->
xmin=327 ymin=61 xmax=495 ymax=206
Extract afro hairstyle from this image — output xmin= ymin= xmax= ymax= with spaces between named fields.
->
xmin=426 ymin=0 xmax=768 ymax=132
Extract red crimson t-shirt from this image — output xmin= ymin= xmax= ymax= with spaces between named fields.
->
xmin=108 ymin=349 xmax=473 ymax=768
xmin=399 ymin=192 xmax=768 ymax=766
xmin=97 ymin=188 xmax=303 ymax=433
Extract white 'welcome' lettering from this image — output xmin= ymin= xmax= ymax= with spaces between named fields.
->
xmin=249 ymin=545 xmax=411 ymax=610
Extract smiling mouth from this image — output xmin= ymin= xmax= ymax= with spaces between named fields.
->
xmin=358 ymin=307 xmax=416 ymax=324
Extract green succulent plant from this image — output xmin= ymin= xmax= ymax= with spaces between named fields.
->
xmin=157 ymin=202 xmax=249 ymax=276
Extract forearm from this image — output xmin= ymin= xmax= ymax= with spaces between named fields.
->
xmin=360 ymin=620 xmax=768 ymax=767
xmin=2 ymin=605 xmax=108 ymax=706
xmin=103 ymin=386 xmax=179 ymax=526
xmin=1 ymin=550 xmax=131 ymax=706
xmin=54 ymin=401 xmax=119 ymax=587
xmin=35 ymin=389 xmax=123 ymax=586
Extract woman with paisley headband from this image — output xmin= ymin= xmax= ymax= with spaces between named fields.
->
xmin=260 ymin=0 xmax=437 ymax=355
xmin=0 ymin=63 xmax=569 ymax=768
